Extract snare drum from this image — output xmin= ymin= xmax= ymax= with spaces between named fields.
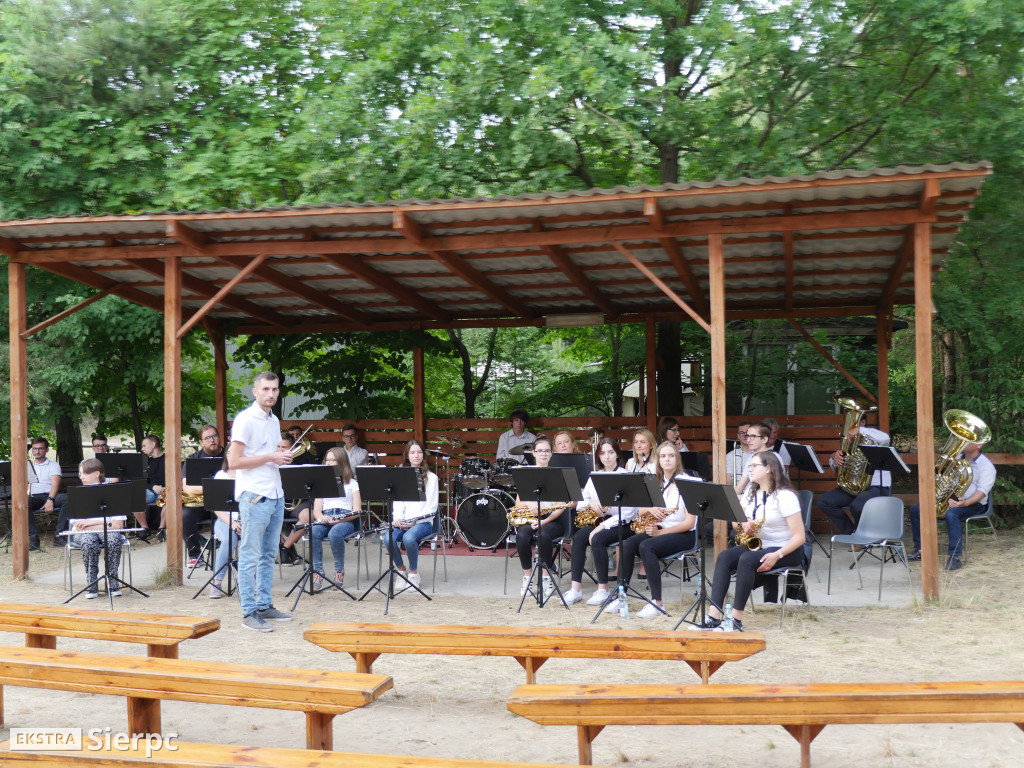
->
xmin=455 ymin=489 xmax=513 ymax=549
xmin=491 ymin=458 xmax=518 ymax=489
xmin=459 ymin=457 xmax=492 ymax=490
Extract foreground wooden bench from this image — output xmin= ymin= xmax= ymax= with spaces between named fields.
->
xmin=0 ymin=742 xmax=600 ymax=768
xmin=305 ymin=621 xmax=765 ymax=684
xmin=0 ymin=602 xmax=219 ymax=659
xmin=507 ymin=681 xmax=1024 ymax=767
xmin=0 ymin=646 xmax=392 ymax=750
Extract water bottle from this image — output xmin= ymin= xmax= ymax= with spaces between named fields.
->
xmin=618 ymin=584 xmax=629 ymax=619
xmin=722 ymin=603 xmax=734 ymax=631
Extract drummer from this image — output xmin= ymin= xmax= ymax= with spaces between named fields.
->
xmin=496 ymin=408 xmax=536 ymax=464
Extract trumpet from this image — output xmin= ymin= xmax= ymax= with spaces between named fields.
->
xmin=507 ymin=503 xmax=567 ymax=526
xmin=736 ymin=519 xmax=764 ymax=550
xmin=630 ymin=510 xmax=663 ymax=534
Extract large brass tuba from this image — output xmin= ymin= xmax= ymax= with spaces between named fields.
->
xmin=934 ymin=409 xmax=991 ymax=517
xmin=833 ymin=392 xmax=879 ymax=496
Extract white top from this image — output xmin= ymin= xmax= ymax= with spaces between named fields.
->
xmin=496 ymin=429 xmax=537 ymax=463
xmin=742 ymin=488 xmax=801 ymax=550
xmin=625 ymin=456 xmax=657 ymax=474
xmin=213 ymin=469 xmax=240 ymax=522
xmin=28 ymin=458 xmax=61 ymax=495
xmin=725 ymin=449 xmax=752 ymax=482
xmin=828 ymin=426 xmax=892 ymax=488
xmin=659 ymin=474 xmax=701 ymax=529
xmin=964 ymin=453 xmax=997 ymax=505
xmin=345 ymin=444 xmax=369 ymax=467
xmin=231 ymin=400 xmax=284 ymax=499
xmin=589 ymin=469 xmax=641 ymax=529
xmin=392 ymin=470 xmax=439 ymax=524
xmin=323 ymin=477 xmax=360 ymax=513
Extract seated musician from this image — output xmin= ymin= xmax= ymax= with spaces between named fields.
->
xmin=209 ymin=460 xmax=238 ymax=599
xmin=310 ymin=447 xmax=362 ymax=589
xmin=657 ymin=416 xmax=689 ymax=452
xmin=699 ymin=451 xmax=805 ymax=631
xmin=725 ymin=421 xmax=752 ymax=485
xmin=616 ymin=441 xmax=700 ymax=618
xmin=553 ymin=430 xmax=579 ymax=455
xmin=287 ymin=425 xmax=320 ymax=465
xmin=817 ymin=414 xmax=891 ymax=535
xmin=734 ymin=423 xmax=771 ymax=493
xmin=496 ymin=408 xmax=537 ymax=464
xmin=564 ymin=438 xmax=631 ymax=605
xmin=512 ymin=436 xmax=567 ymax=600
xmin=763 ymin=417 xmax=792 ymax=469
xmin=278 ymin=433 xmax=312 ymax=564
xmin=134 ymin=434 xmax=166 ymax=542
xmin=386 ymin=440 xmax=439 ymax=589
xmin=71 ymin=458 xmax=127 ymax=599
xmin=182 ymin=424 xmax=225 ymax=567
xmin=625 ymin=429 xmax=658 ymax=473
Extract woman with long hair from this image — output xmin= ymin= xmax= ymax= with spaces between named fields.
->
xmin=700 ymin=450 xmax=805 ymax=631
xmin=310 ymin=447 xmax=362 ymax=589
xmin=626 ymin=429 xmax=658 ymax=473
xmin=387 ymin=440 xmax=439 ymax=590
xmin=71 ymin=458 xmax=127 ymax=599
xmin=657 ymin=416 xmax=689 ymax=452
xmin=512 ymin=436 xmax=568 ymax=600
xmin=553 ymin=430 xmax=579 ymax=454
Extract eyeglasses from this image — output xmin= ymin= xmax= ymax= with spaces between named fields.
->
xmin=748 ymin=462 xmax=767 ymax=469
xmin=533 ymin=448 xmax=552 ymax=454
xmin=342 ymin=434 xmax=357 ymax=440
xmin=201 ymin=435 xmax=218 ymax=442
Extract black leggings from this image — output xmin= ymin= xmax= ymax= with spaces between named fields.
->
xmin=620 ymin=530 xmax=697 ymax=602
xmin=589 ymin=525 xmax=639 ymax=583
xmin=710 ymin=545 xmax=802 ymax=612
xmin=515 ymin=523 xmax=560 ymax=570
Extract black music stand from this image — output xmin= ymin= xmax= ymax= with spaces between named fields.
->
xmin=191 ymin=478 xmax=239 ymax=600
xmin=0 ymin=462 xmax=10 ymax=551
xmin=588 ymin=472 xmax=664 ymax=622
xmin=183 ymin=458 xmax=224 ymax=575
xmin=860 ymin=445 xmax=911 ymax=481
xmin=357 ymin=465 xmax=430 ymax=614
xmin=280 ymin=464 xmax=356 ymax=609
xmin=96 ymin=453 xmax=145 ymax=483
xmin=785 ymin=442 xmax=829 ymax=559
xmin=672 ymin=481 xmax=746 ymax=630
xmin=511 ymin=466 xmax=582 ymax=612
xmin=680 ymin=452 xmax=712 ymax=480
xmin=64 ymin=481 xmax=148 ymax=609
xmin=550 ymin=454 xmax=590 ymax=490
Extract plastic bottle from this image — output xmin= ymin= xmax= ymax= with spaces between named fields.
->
xmin=722 ymin=603 xmax=734 ymax=631
xmin=618 ymin=584 xmax=629 ymax=619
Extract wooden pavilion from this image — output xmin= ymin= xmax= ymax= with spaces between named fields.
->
xmin=3 ymin=161 xmax=992 ymax=598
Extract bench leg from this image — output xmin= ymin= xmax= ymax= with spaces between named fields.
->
xmin=351 ymin=652 xmax=381 ymax=674
xmin=576 ymin=724 xmax=604 ymax=765
xmin=684 ymin=660 xmax=722 ymax=684
xmin=782 ymin=724 xmax=824 ymax=768
xmin=512 ymin=656 xmax=549 ymax=685
xmin=127 ymin=697 xmax=161 ymax=736
xmin=306 ymin=712 xmax=336 ymax=750
xmin=25 ymin=634 xmax=57 ymax=650
xmin=147 ymin=644 xmax=178 ymax=659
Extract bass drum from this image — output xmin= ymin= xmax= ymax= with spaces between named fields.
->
xmin=455 ymin=489 xmax=514 ymax=550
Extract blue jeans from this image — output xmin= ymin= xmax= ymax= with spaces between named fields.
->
xmin=910 ymin=502 xmax=986 ymax=560
xmin=237 ymin=491 xmax=283 ymax=616
xmin=387 ymin=519 xmax=435 ymax=571
xmin=145 ymin=488 xmax=158 ymax=506
xmin=311 ymin=518 xmax=361 ymax=574
xmin=212 ymin=517 xmax=235 ymax=582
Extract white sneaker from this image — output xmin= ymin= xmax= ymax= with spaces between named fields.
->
xmin=564 ymin=588 xmax=583 ymax=605
xmin=542 ymin=577 xmax=554 ymax=600
xmin=606 ymin=597 xmax=620 ymax=613
xmin=85 ymin=591 xmax=98 ymax=600
xmin=520 ymin=574 xmax=531 ymax=596
xmin=586 ymin=588 xmax=610 ymax=605
xmin=209 ymin=583 xmax=224 ymax=599
xmin=110 ymin=589 xmax=123 ymax=598
xmin=409 ymin=573 xmax=421 ymax=588
xmin=637 ymin=603 xmax=664 ymax=619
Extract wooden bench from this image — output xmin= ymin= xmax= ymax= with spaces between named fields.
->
xmin=0 ymin=602 xmax=220 ymax=659
xmin=0 ymin=742 xmax=590 ymax=768
xmin=304 ymin=621 xmax=765 ymax=684
xmin=0 ymin=646 xmax=393 ymax=750
xmin=507 ymin=681 xmax=1024 ymax=767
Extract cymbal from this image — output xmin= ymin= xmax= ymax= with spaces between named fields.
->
xmin=508 ymin=442 xmax=535 ymax=456
xmin=425 ymin=448 xmax=446 ymax=455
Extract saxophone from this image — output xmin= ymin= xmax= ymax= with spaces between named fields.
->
xmin=630 ymin=511 xmax=661 ymax=534
xmin=507 ymin=504 xmax=566 ymax=526
xmin=156 ymin=490 xmax=205 ymax=508
xmin=833 ymin=392 xmax=880 ymax=495
xmin=575 ymin=506 xmax=605 ymax=528
xmin=935 ymin=409 xmax=991 ymax=517
xmin=736 ymin=519 xmax=764 ymax=550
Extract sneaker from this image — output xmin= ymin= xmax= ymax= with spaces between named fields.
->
xmin=85 ymin=590 xmax=98 ymax=600
xmin=542 ymin=577 xmax=554 ymax=600
xmin=715 ymin=619 xmax=744 ymax=632
xmin=906 ymin=550 xmax=922 ymax=562
xmin=637 ymin=603 xmax=664 ymax=619
xmin=563 ymin=588 xmax=583 ymax=605
xmin=409 ymin=573 xmax=421 ymax=588
xmin=606 ymin=597 xmax=620 ymax=613
xmin=242 ymin=613 xmax=273 ymax=632
xmin=586 ymin=588 xmax=610 ymax=606
xmin=110 ymin=589 xmax=123 ymax=598
xmin=135 ymin=530 xmax=151 ymax=543
xmin=258 ymin=606 xmax=293 ymax=621
xmin=156 ymin=529 xmax=166 ymax=543
xmin=186 ymin=555 xmax=200 ymax=567
xmin=520 ymin=574 xmax=531 ymax=596
xmin=51 ymin=535 xmax=63 ymax=548
xmin=946 ymin=557 xmax=963 ymax=571
xmin=695 ymin=615 xmax=722 ymax=630
xmin=209 ymin=583 xmax=224 ymax=599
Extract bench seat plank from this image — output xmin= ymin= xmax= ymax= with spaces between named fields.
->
xmin=305 ymin=622 xmax=765 ymax=683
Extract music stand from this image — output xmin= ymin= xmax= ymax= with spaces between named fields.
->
xmin=860 ymin=445 xmax=911 ymax=481
xmin=357 ymin=465 xmax=429 ymax=614
xmin=0 ymin=462 xmax=10 ymax=551
xmin=550 ymin=454 xmax=590 ymax=489
xmin=279 ymin=464 xmax=356 ymax=608
xmin=183 ymin=458 xmax=224 ymax=575
xmin=192 ymin=478 xmax=239 ymax=600
xmin=784 ymin=442 xmax=828 ymax=559
xmin=680 ymin=452 xmax=711 ymax=480
xmin=511 ymin=466 xmax=582 ymax=612
xmin=587 ymin=472 xmax=664 ymax=622
xmin=64 ymin=481 xmax=148 ymax=609
xmin=671 ymin=481 xmax=746 ymax=630
xmin=96 ymin=453 xmax=145 ymax=483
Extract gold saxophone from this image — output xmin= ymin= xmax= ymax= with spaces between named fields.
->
xmin=630 ymin=511 xmax=661 ymax=534
xmin=736 ymin=518 xmax=764 ymax=550
xmin=833 ymin=392 xmax=880 ymax=495
xmin=156 ymin=490 xmax=205 ymax=508
xmin=575 ymin=506 xmax=605 ymax=528
xmin=935 ymin=409 xmax=991 ymax=517
xmin=507 ymin=504 xmax=566 ymax=526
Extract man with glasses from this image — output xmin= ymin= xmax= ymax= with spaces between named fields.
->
xmin=725 ymin=421 xmax=753 ymax=486
xmin=340 ymin=424 xmax=369 ymax=467
xmin=181 ymin=425 xmax=225 ymax=565
xmin=91 ymin=435 xmax=110 ymax=454
xmin=27 ymin=437 xmax=66 ymax=550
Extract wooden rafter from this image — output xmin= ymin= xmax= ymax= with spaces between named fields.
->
xmin=879 ymin=229 xmax=917 ymax=314
xmin=317 ymin=251 xmax=450 ymax=322
xmin=22 ymin=287 xmax=117 ymax=339
xmin=786 ymin=318 xmax=877 ymax=402
xmin=612 ymin=242 xmax=711 ymax=334
xmin=30 ymin=261 xmax=170 ymax=316
xmin=658 ymin=237 xmax=707 ymax=317
xmin=534 ymin=227 xmax=617 ymax=318
xmin=177 ymin=254 xmax=272 ymax=338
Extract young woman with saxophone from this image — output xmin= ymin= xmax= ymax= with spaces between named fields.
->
xmin=699 ymin=450 xmax=804 ymax=632
xmin=614 ymin=441 xmax=700 ymax=618
xmin=512 ymin=436 xmax=567 ymax=599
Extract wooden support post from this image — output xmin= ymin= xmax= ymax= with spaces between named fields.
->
xmin=164 ymin=256 xmax=184 ymax=585
xmin=877 ymin=313 xmax=891 ymax=434
xmin=708 ymin=234 xmax=728 ymax=557
xmin=645 ymin=316 xmax=657 ymax=434
xmin=351 ymin=652 xmax=380 ymax=674
xmin=8 ymin=261 xmax=29 ymax=578
xmin=126 ymin=696 xmax=161 ymax=736
xmin=576 ymin=724 xmax=604 ymax=766
xmin=146 ymin=644 xmax=178 ymax=660
xmin=305 ymin=712 xmax=335 ymax=750
xmin=24 ymin=634 xmax=56 ymax=650
xmin=513 ymin=656 xmax=549 ymax=684
xmin=914 ymin=223 xmax=939 ymax=600
xmin=413 ymin=345 xmax=425 ymax=444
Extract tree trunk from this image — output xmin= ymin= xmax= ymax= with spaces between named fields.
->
xmin=656 ymin=322 xmax=683 ymax=416
xmin=940 ymin=329 xmax=955 ymax=415
xmin=52 ymin=392 xmax=83 ymax=469
xmin=127 ymin=380 xmax=145 ymax=450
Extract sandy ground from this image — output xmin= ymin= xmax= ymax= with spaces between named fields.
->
xmin=1 ymin=529 xmax=1023 ymax=767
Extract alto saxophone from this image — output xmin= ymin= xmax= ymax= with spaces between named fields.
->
xmin=575 ymin=506 xmax=605 ymax=528
xmin=630 ymin=511 xmax=661 ymax=534
xmin=736 ymin=519 xmax=764 ymax=550
xmin=507 ymin=503 xmax=566 ymax=526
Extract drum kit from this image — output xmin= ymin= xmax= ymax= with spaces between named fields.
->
xmin=432 ymin=438 xmax=536 ymax=551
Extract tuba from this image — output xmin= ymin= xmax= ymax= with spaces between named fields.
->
xmin=833 ymin=392 xmax=879 ymax=496
xmin=935 ymin=409 xmax=991 ymax=517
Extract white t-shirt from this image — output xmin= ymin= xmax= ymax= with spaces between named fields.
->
xmin=230 ymin=400 xmax=284 ymax=500
xmin=741 ymin=488 xmax=801 ymax=550
xmin=322 ymin=477 xmax=360 ymax=514
xmin=658 ymin=474 xmax=701 ymax=529
xmin=392 ymin=470 xmax=439 ymax=524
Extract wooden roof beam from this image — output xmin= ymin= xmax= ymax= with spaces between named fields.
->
xmin=533 ymin=223 xmax=617 ymax=318
xmin=879 ymin=228 xmax=916 ymax=313
xmin=612 ymin=241 xmax=711 ymax=334
xmin=0 ymin=234 xmax=20 ymax=258
xmin=22 ymin=287 xmax=117 ymax=339
xmin=783 ymin=228 xmax=795 ymax=314
xmin=658 ymin=237 xmax=708 ymax=317
xmin=393 ymin=211 xmax=535 ymax=317
xmin=317 ymin=251 xmax=450 ymax=322
xmin=31 ymin=261 xmax=173 ymax=316
xmin=919 ymin=178 xmax=941 ymax=219
xmin=177 ymin=254 xmax=274 ymax=338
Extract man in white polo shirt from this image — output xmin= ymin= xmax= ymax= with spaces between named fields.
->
xmin=228 ymin=371 xmax=294 ymax=632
